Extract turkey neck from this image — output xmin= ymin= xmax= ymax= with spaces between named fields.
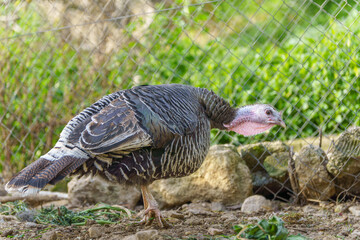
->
xmin=197 ymin=88 xmax=237 ymax=130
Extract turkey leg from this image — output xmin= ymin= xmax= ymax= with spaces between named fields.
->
xmin=139 ymin=185 xmax=169 ymax=227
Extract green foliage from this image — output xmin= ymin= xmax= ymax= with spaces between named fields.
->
xmin=232 ymin=216 xmax=308 ymax=240
xmin=0 ymin=201 xmax=29 ymax=216
xmin=1 ymin=1 xmax=360 ymax=173
xmin=0 ymin=201 xmax=132 ymax=226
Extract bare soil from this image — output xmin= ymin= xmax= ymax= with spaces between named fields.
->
xmin=0 ymin=202 xmax=359 ymax=240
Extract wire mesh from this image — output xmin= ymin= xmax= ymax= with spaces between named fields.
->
xmin=1 ymin=0 xmax=360 ymax=203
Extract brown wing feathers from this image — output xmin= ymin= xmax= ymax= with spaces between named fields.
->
xmin=6 ymin=158 xmax=52 ymax=191
xmin=6 ymin=156 xmax=88 ymax=193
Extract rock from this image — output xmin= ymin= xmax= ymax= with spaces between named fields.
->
xmin=150 ymin=145 xmax=252 ymax=207
xmin=123 ymin=230 xmax=158 ymax=240
xmin=220 ymin=213 xmax=237 ymax=221
xmin=326 ymin=127 xmax=360 ymax=194
xmin=334 ymin=204 xmax=347 ymax=213
xmin=238 ymin=142 xmax=291 ymax=199
xmin=263 ymin=152 xmax=289 ymax=181
xmin=251 ymin=171 xmax=290 ymax=200
xmin=1 ymin=229 xmax=14 ymax=237
xmin=241 ymin=195 xmax=274 ymax=213
xmin=221 ymin=213 xmax=237 ymax=224
xmin=135 ymin=230 xmax=158 ymax=240
xmin=302 ymin=205 xmax=318 ymax=213
xmin=349 ymin=206 xmax=360 ymax=216
xmin=42 ymin=230 xmax=57 ymax=240
xmin=237 ymin=141 xmax=290 ymax=171
xmin=122 ymin=235 xmax=137 ymax=240
xmin=168 ymin=211 xmax=185 ymax=220
xmin=183 ymin=202 xmax=214 ymax=216
xmin=88 ymin=226 xmax=103 ymax=238
xmin=67 ymin=175 xmax=141 ymax=208
xmin=1 ymin=215 xmax=18 ymax=222
xmin=350 ymin=229 xmax=360 ymax=238
xmin=210 ymin=202 xmax=226 ymax=212
xmin=185 ymin=218 xmax=203 ymax=225
xmin=208 ymin=227 xmax=223 ymax=235
xmin=294 ymin=145 xmax=335 ymax=200
xmin=24 ymin=222 xmax=39 ymax=228
xmin=16 ymin=209 xmax=38 ymax=222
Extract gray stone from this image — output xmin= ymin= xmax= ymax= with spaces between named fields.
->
xmin=42 ymin=231 xmax=57 ymax=240
xmin=220 ymin=213 xmax=237 ymax=221
xmin=237 ymin=141 xmax=290 ymax=171
xmin=350 ymin=229 xmax=360 ymax=237
xmin=135 ymin=230 xmax=158 ymax=240
xmin=241 ymin=195 xmax=274 ymax=213
xmin=185 ymin=218 xmax=203 ymax=225
xmin=295 ymin=145 xmax=335 ymax=200
xmin=349 ymin=206 xmax=360 ymax=216
xmin=184 ymin=202 xmax=214 ymax=216
xmin=16 ymin=209 xmax=38 ymax=222
xmin=24 ymin=222 xmax=39 ymax=228
xmin=263 ymin=152 xmax=289 ymax=181
xmin=88 ymin=226 xmax=102 ymax=238
xmin=327 ymin=127 xmax=360 ymax=195
xmin=208 ymin=227 xmax=223 ymax=235
xmin=251 ymin=171 xmax=290 ymax=200
xmin=1 ymin=229 xmax=14 ymax=237
xmin=210 ymin=202 xmax=226 ymax=212
xmin=302 ymin=205 xmax=318 ymax=213
xmin=1 ymin=215 xmax=18 ymax=222
xmin=122 ymin=235 xmax=137 ymax=240
xmin=167 ymin=211 xmax=185 ymax=219
xmin=68 ymin=175 xmax=141 ymax=208
xmin=150 ymin=145 xmax=252 ymax=207
xmin=334 ymin=204 xmax=347 ymax=213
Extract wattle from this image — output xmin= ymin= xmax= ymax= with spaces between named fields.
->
xmin=228 ymin=122 xmax=274 ymax=136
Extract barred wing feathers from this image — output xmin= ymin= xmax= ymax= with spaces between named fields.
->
xmin=80 ymin=97 xmax=153 ymax=154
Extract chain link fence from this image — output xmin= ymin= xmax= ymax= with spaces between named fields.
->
xmin=1 ymin=0 xmax=360 ymax=203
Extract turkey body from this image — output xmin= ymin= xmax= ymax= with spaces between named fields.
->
xmin=73 ymin=85 xmax=214 ymax=185
xmin=6 ymin=84 xmax=236 ymax=192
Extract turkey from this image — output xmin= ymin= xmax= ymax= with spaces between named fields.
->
xmin=6 ymin=84 xmax=285 ymax=227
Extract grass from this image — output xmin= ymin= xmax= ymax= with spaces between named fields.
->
xmin=0 ymin=201 xmax=132 ymax=226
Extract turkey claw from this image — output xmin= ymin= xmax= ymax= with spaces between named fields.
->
xmin=137 ymin=208 xmax=170 ymax=228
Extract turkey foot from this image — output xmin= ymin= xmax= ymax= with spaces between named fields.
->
xmin=138 ymin=185 xmax=170 ymax=228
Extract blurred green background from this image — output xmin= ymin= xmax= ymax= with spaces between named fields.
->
xmin=1 ymin=0 xmax=359 ymax=175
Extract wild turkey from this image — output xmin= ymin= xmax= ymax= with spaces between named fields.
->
xmin=6 ymin=84 xmax=285 ymax=227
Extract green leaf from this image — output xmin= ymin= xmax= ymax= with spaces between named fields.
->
xmin=234 ymin=216 xmax=307 ymax=240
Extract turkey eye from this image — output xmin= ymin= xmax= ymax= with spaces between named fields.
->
xmin=265 ymin=110 xmax=272 ymax=115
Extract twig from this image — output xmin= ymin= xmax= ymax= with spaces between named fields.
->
xmin=236 ymin=225 xmax=249 ymax=240
xmin=0 ymin=192 xmax=68 ymax=206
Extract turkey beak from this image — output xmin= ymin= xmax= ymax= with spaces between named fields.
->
xmin=277 ymin=119 xmax=286 ymax=128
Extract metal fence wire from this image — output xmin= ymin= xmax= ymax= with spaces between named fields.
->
xmin=1 ymin=0 xmax=360 ymax=203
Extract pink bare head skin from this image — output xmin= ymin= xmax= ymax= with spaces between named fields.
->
xmin=224 ymin=104 xmax=286 ymax=136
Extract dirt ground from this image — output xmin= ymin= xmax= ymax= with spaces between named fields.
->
xmin=0 ymin=201 xmax=359 ymax=240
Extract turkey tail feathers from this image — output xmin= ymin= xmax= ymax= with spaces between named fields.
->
xmin=5 ymin=156 xmax=87 ymax=195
